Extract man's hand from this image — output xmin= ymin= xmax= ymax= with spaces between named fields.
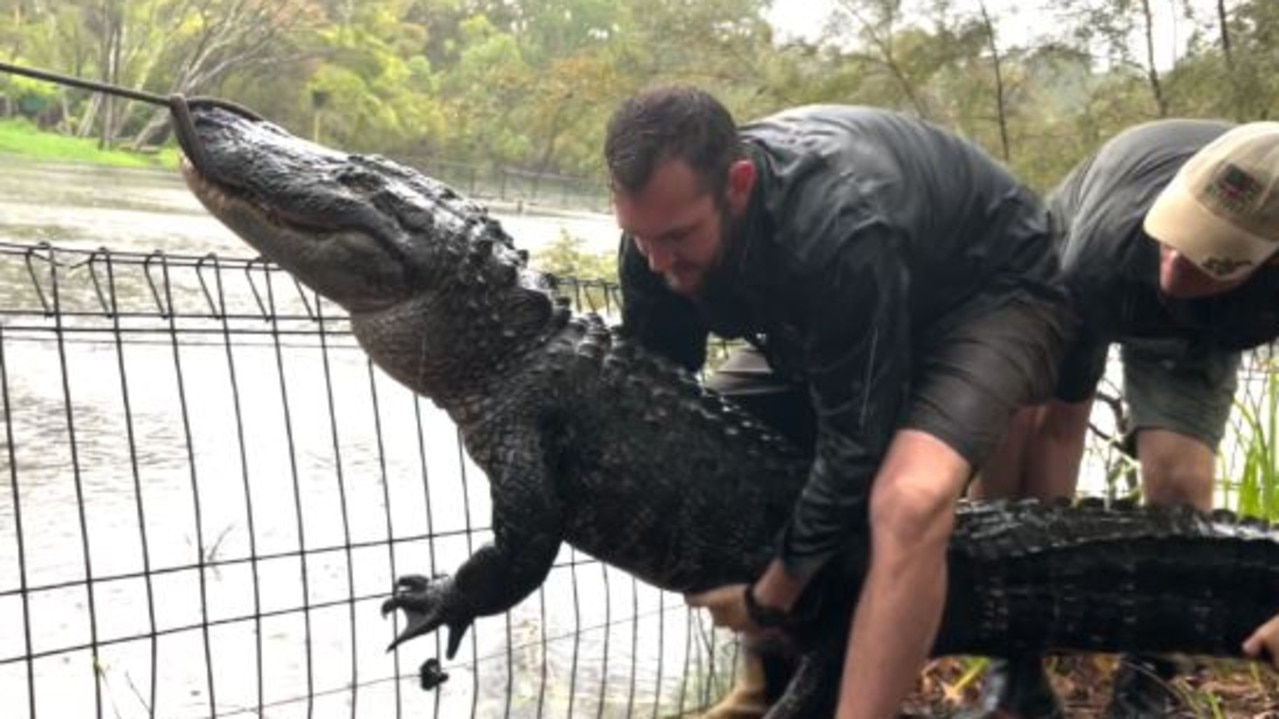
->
xmin=1243 ymin=613 xmax=1279 ymax=669
xmin=686 ymin=560 xmax=808 ymax=634
xmin=685 ymin=583 xmax=756 ymax=633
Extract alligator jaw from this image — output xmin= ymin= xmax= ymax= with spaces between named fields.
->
xmin=175 ymin=104 xmax=426 ymax=313
xmin=182 ymin=161 xmax=408 ymax=311
xmin=175 ymin=101 xmax=556 ymax=403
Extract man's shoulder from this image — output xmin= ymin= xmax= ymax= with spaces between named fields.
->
xmin=1104 ymin=118 xmax=1234 ymax=147
xmin=1092 ymin=119 xmax=1234 ymax=171
xmin=746 ymin=103 xmax=901 ymax=123
xmin=740 ymin=104 xmax=937 ymax=146
xmin=1051 ymin=120 xmax=1236 ymax=253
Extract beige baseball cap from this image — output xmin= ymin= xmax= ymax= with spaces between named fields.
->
xmin=1143 ymin=122 xmax=1279 ymax=280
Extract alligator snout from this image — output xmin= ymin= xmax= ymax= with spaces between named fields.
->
xmin=169 ymin=94 xmax=263 ymax=183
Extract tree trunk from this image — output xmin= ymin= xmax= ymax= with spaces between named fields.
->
xmin=1217 ymin=0 xmax=1245 ymax=120
xmin=94 ymin=0 xmax=123 ymax=149
xmin=7 ymin=3 xmax=22 ymax=58
xmin=1139 ymin=0 xmax=1168 ymax=117
xmin=980 ymin=1 xmax=1010 ymax=162
xmin=1218 ymin=0 xmax=1234 ymax=69
xmin=77 ymin=93 xmax=101 ymax=139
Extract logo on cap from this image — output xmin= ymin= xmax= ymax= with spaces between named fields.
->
xmin=1204 ymin=163 xmax=1262 ymax=215
xmin=1201 ymin=255 xmax=1255 ymax=277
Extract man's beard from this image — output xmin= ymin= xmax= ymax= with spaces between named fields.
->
xmin=682 ymin=206 xmax=759 ymax=340
xmin=667 ymin=205 xmax=741 ymax=298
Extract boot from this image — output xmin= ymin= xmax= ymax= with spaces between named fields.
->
xmin=953 ymin=654 xmax=1065 ymax=719
xmin=702 ymin=637 xmax=793 ymax=719
xmin=1105 ymin=654 xmax=1179 ymax=719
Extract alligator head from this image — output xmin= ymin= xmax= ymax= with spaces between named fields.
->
xmin=177 ymin=101 xmax=557 ymax=401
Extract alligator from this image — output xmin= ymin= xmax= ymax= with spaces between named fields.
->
xmin=174 ymin=100 xmax=1279 ymax=717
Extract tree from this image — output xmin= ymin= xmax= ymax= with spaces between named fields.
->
xmin=828 ymin=0 xmax=936 ymax=118
xmin=115 ymin=0 xmax=325 ymax=147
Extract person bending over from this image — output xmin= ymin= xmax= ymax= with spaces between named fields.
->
xmin=970 ymin=120 xmax=1279 ymax=718
xmin=606 ymin=86 xmax=1075 ymax=718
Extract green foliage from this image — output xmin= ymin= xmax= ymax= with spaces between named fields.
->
xmin=530 ymin=229 xmax=616 ymax=315
xmin=529 ymin=229 xmax=615 ymax=282
xmin=1219 ymin=358 xmax=1279 ymax=520
xmin=1 ymin=73 xmax=60 ymax=118
xmin=0 ymin=0 xmax=1274 ymax=188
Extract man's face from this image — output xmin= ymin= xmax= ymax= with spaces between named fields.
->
xmin=612 ymin=158 xmax=734 ymax=297
xmin=1158 ymin=243 xmax=1255 ymax=298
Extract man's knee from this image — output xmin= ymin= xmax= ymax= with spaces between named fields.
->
xmin=1135 ymin=429 xmax=1215 ymax=509
xmin=869 ymin=432 xmax=969 ymax=550
xmin=868 ymin=481 xmax=959 ymax=567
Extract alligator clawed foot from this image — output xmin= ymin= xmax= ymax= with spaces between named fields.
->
xmin=380 ymin=573 xmax=471 ymax=658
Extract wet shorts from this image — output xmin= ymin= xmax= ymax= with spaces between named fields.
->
xmin=1120 ymin=337 xmax=1240 ymax=449
xmin=706 ymin=292 xmax=1076 ymax=468
xmin=905 ymin=293 xmax=1075 ymax=466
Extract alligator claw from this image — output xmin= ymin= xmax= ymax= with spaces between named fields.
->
xmin=419 ymin=657 xmax=449 ymax=691
xmin=381 ymin=573 xmax=472 ymax=657
xmin=394 ymin=574 xmax=431 ymax=594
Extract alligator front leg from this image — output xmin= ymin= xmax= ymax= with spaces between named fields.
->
xmin=382 ymin=431 xmax=565 ymax=658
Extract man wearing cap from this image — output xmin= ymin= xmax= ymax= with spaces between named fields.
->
xmin=967 ymin=121 xmax=1279 ymax=718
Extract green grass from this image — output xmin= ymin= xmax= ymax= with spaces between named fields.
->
xmin=1220 ymin=357 xmax=1279 ymax=519
xmin=0 ymin=117 xmax=179 ymax=169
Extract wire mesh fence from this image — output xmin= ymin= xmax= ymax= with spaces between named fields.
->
xmin=0 ymin=241 xmax=735 ymax=719
xmin=1 ymin=238 xmax=1276 ymax=719
xmin=390 ymin=156 xmax=610 ymax=215
xmin=1074 ymin=341 xmax=1278 ymax=517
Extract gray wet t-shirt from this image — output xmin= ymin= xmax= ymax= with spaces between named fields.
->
xmin=1050 ymin=119 xmax=1279 ymax=401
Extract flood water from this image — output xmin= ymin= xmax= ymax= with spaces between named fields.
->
xmin=0 ymin=158 xmax=728 ymax=719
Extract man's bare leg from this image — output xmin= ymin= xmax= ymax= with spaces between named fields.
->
xmin=835 ymin=430 xmax=971 ymax=718
xmin=1021 ymin=398 xmax=1094 ymax=501
xmin=968 ymin=405 xmax=1037 ymax=500
xmin=1136 ymin=429 xmax=1214 ymax=510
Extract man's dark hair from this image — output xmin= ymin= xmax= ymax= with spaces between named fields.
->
xmin=604 ymin=86 xmax=742 ymax=198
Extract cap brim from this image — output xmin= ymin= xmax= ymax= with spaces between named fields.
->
xmin=1144 ymin=172 xmax=1278 ymax=281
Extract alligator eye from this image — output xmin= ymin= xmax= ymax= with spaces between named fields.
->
xmin=399 ymin=207 xmax=436 ymax=232
xmin=334 ymin=167 xmax=383 ymax=194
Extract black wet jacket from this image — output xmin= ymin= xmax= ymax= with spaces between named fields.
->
xmin=619 ymin=105 xmax=1064 ymax=578
xmin=1050 ymin=119 xmax=1279 ymax=400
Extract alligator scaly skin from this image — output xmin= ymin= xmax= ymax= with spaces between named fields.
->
xmin=177 ymin=104 xmax=1279 ymax=717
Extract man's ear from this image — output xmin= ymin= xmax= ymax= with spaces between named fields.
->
xmin=726 ymin=159 xmax=756 ymax=215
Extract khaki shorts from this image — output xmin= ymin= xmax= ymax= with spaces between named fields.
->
xmin=1121 ymin=337 xmax=1240 ymax=449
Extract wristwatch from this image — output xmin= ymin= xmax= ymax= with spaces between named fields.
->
xmin=743 ymin=584 xmax=790 ymax=629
